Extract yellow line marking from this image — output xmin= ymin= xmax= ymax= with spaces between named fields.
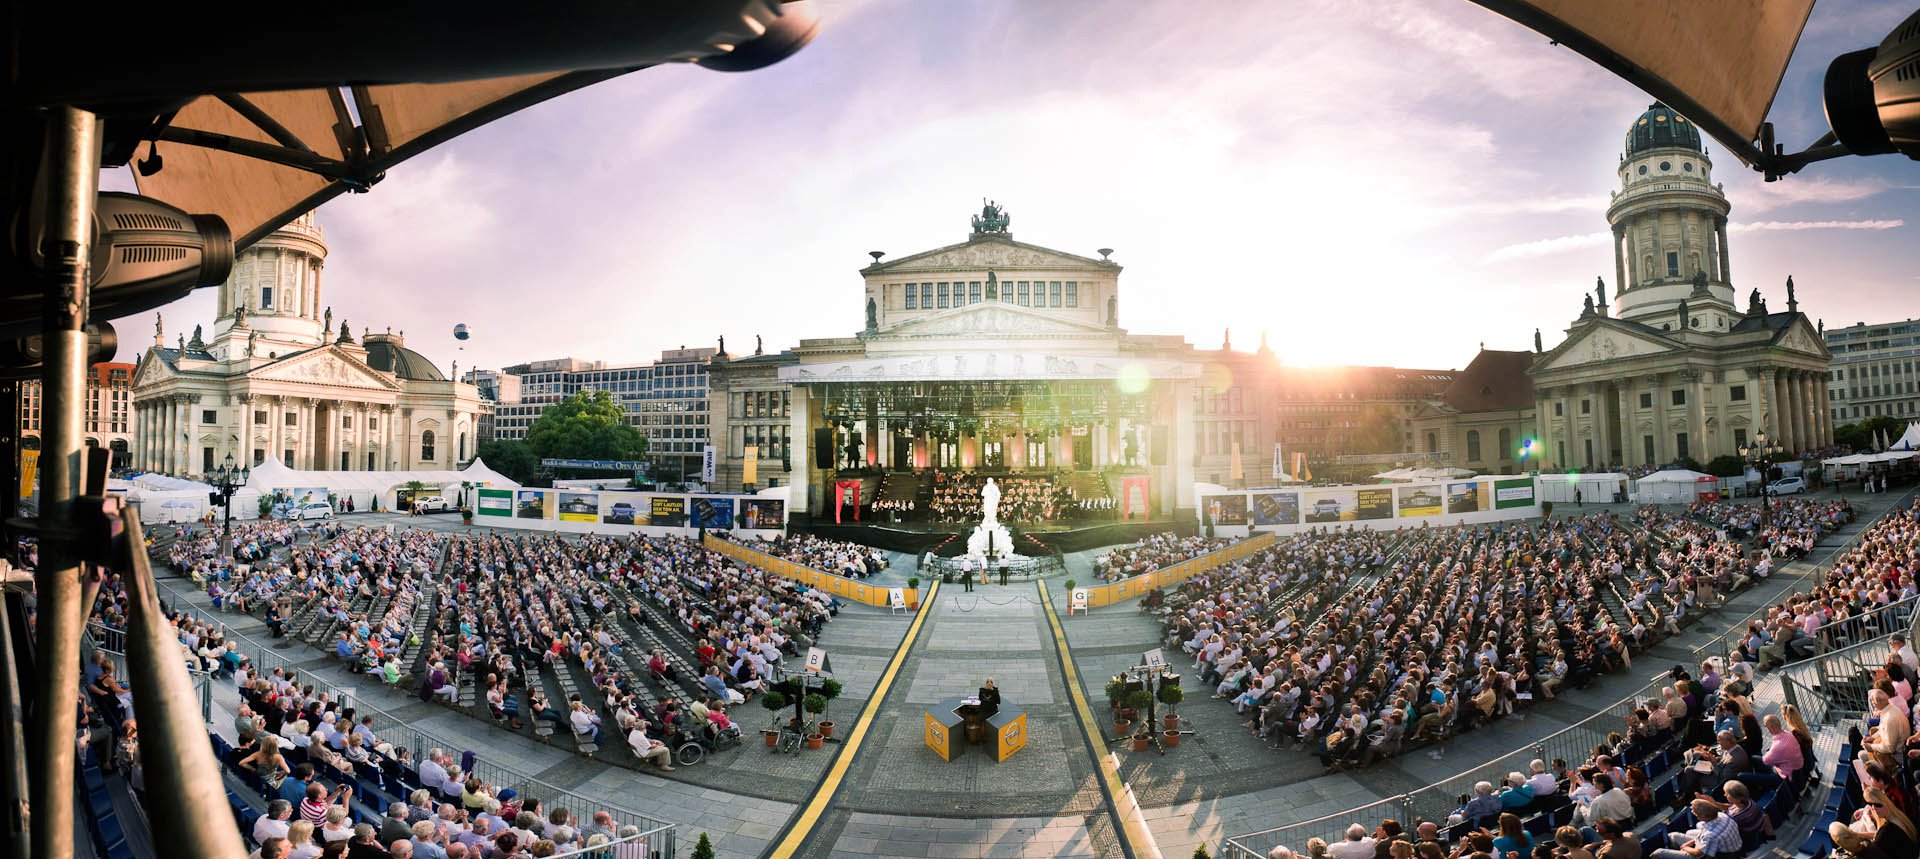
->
xmin=1038 ymin=580 xmax=1164 ymax=859
xmin=768 ymin=578 xmax=940 ymax=857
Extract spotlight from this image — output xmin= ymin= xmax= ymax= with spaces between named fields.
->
xmin=6 ymin=192 xmax=232 ymax=341
xmin=1823 ymin=8 xmax=1920 ymax=160
xmin=697 ymin=0 xmax=819 ymax=72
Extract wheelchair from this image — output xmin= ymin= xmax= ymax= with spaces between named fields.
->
xmin=672 ymin=722 xmax=743 ymax=766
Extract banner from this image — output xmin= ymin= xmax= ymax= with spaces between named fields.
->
xmin=1303 ymin=488 xmax=1357 ymax=523
xmin=690 ymin=495 xmax=734 ymax=528
xmin=1230 ymin=440 xmax=1243 ymax=482
xmin=649 ymin=496 xmax=687 ymax=527
xmin=1445 ymin=481 xmax=1483 ymax=514
xmin=1205 ymin=494 xmax=1248 ymax=526
xmin=476 ymin=488 xmax=513 ymax=517
xmin=601 ymin=492 xmax=646 ymax=525
xmin=1252 ymin=491 xmax=1299 ymax=525
xmin=1355 ymin=487 xmax=1393 ymax=520
xmin=540 ymin=458 xmax=647 ymax=471
xmin=557 ymin=491 xmax=600 ymax=523
xmin=18 ymin=450 xmax=36 ymax=498
xmin=739 ymin=498 xmax=784 ymax=529
xmin=743 ymin=446 xmax=759 ymax=486
xmin=1272 ymin=442 xmax=1285 ymax=479
xmin=1494 ymin=477 xmax=1536 ymax=509
xmin=1396 ymin=485 xmax=1442 ymax=517
xmin=1293 ymin=452 xmax=1312 ymax=483
xmin=701 ymin=445 xmax=716 ymax=483
xmin=515 ymin=489 xmax=554 ymax=519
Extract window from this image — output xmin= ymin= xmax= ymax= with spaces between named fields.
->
xmin=254 ymin=410 xmax=267 ymax=425
xmin=1498 ymin=429 xmax=1511 ymax=460
xmin=1066 ymin=282 xmax=1079 ymax=307
xmin=421 ymin=430 xmax=436 ymax=461
xmin=202 ymin=409 xmax=217 ymax=424
xmin=920 ymin=283 xmax=932 ymax=308
xmin=1553 ymin=402 xmax=1564 ymax=417
xmin=341 ymin=452 xmax=351 ymax=470
xmin=969 ymin=281 xmax=982 ymax=304
xmin=283 ymin=450 xmax=294 ymax=467
xmin=1729 ymin=385 xmax=1746 ymax=402
xmin=1466 ymin=430 xmax=1482 ymax=462
xmin=1642 ymin=435 xmax=1655 ymax=463
xmin=1671 ymin=389 xmax=1686 ymax=406
xmin=937 ymin=282 xmax=950 ymax=308
xmin=1426 ymin=432 xmax=1437 ymax=452
xmin=1675 ymin=432 xmax=1689 ymax=459
xmin=1049 ymin=281 xmax=1062 ymax=307
xmin=285 ymin=413 xmax=297 ymax=427
xmin=1581 ymin=399 xmax=1591 ymax=414
xmin=367 ymin=451 xmax=376 ymax=469
xmin=1666 ymin=252 xmax=1679 ymax=277
xmin=458 ymin=433 xmax=467 ymax=462
xmin=262 ymin=286 xmax=273 ymax=307
xmin=1018 ymin=281 xmax=1031 ymax=306
xmin=253 ymin=448 xmax=265 ymax=465
xmin=1639 ymin=392 xmax=1653 ymax=409
xmin=342 ymin=415 xmax=353 ymax=429
xmin=368 ymin=417 xmax=378 ymax=431
xmin=1733 ymin=428 xmax=1747 ymax=449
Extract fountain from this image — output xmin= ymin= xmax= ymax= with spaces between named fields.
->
xmin=965 ymin=477 xmax=1018 ymax=563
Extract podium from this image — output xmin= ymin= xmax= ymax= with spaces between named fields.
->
xmin=924 ymin=695 xmax=1027 ymax=762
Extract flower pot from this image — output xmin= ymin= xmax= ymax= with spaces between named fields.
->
xmin=1131 ymin=735 xmax=1151 ymax=752
xmin=1164 ymin=729 xmax=1181 ymax=748
xmin=1113 ymin=717 xmax=1133 ymax=737
xmin=1163 ymin=714 xmax=1179 ymax=731
xmin=819 ymin=720 xmax=835 ymax=739
xmin=763 ymin=730 xmax=779 ymax=747
xmin=805 ymin=733 xmax=824 ymax=750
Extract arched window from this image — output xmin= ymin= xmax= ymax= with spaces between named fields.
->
xmin=1425 ymin=432 xmax=1437 ymax=453
xmin=421 ymin=430 xmax=436 ymax=462
xmin=1498 ymin=429 xmax=1512 ymax=461
xmin=1466 ymin=430 xmax=1482 ymax=462
xmin=458 ymin=432 xmax=467 ymax=462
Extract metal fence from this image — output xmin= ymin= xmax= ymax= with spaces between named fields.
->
xmin=84 ymin=620 xmax=213 ymax=723
xmin=160 ymin=597 xmax=681 ymax=858
xmin=1689 ymin=517 xmax=1886 ymax=664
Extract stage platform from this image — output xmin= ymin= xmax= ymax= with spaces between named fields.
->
xmin=790 ymin=518 xmax=1195 ymax=556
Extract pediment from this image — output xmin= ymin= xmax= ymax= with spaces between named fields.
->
xmin=1535 ymin=323 xmax=1677 ymax=372
xmin=880 ymin=302 xmax=1114 ymax=339
xmin=249 ymin=347 xmax=401 ymax=391
xmin=868 ymin=236 xmax=1113 ymax=274
xmin=133 ymin=351 xmax=173 ymax=387
xmin=1773 ymin=319 xmax=1829 ymax=358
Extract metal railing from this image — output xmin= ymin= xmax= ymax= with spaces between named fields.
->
xmin=159 ymin=595 xmax=680 ymax=858
xmin=549 ymin=825 xmax=673 ymax=859
xmin=1223 ymin=671 xmax=1670 ymax=858
xmin=84 ymin=620 xmax=213 ymax=723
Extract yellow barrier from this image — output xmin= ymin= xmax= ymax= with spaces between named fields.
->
xmin=1076 ymin=532 xmax=1277 ymax=609
xmin=702 ymin=535 xmax=920 ymax=609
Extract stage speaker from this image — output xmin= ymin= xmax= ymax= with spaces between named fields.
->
xmin=1149 ymin=433 xmax=1167 ymax=466
xmin=815 ymin=427 xmax=834 ymax=465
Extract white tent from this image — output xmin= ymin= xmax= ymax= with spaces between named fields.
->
xmin=1891 ymin=421 xmax=1920 ymax=452
xmin=244 ymin=458 xmax=521 ymax=514
xmin=1634 ymin=469 xmax=1716 ymax=504
xmin=120 ymin=471 xmax=216 ymax=523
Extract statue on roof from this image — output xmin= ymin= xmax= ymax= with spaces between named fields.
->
xmin=189 ymin=324 xmax=204 ymax=348
xmin=865 ymin=296 xmax=877 ymax=333
xmin=323 ymin=306 xmax=332 ymax=333
xmin=985 ymin=271 xmax=998 ymax=299
xmin=1595 ymin=276 xmax=1607 ymax=314
xmin=1678 ymin=299 xmax=1690 ymax=331
xmin=1534 ymin=328 xmax=1542 ymax=353
xmin=1747 ymin=288 xmax=1763 ymax=315
xmin=1690 ymin=269 xmax=1711 ymax=298
xmin=154 ymin=313 xmax=164 ymax=348
xmin=755 ymin=334 xmax=763 ymax=356
xmin=1786 ymin=275 xmax=1798 ymax=313
xmin=970 ymin=199 xmax=1010 ymax=235
xmin=718 ymin=334 xmax=726 ymax=355
xmin=233 ymin=300 xmax=248 ymax=327
xmin=336 ymin=318 xmax=352 ymax=343
xmin=246 ymin=331 xmax=258 ymax=358
xmin=1581 ymin=293 xmax=1595 ymax=317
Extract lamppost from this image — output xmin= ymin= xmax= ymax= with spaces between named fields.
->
xmin=209 ymin=452 xmax=250 ymax=559
xmin=1740 ymin=429 xmax=1782 ymax=531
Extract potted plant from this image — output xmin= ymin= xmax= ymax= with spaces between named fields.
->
xmin=691 ymin=833 xmax=716 ymax=859
xmin=817 ymin=680 xmax=843 ymax=738
xmin=1105 ymin=677 xmax=1129 ymax=710
xmin=803 ymin=692 xmax=828 ymax=747
xmin=1158 ymin=683 xmax=1184 ymax=731
xmin=1130 ymin=728 xmax=1151 ymax=752
xmin=1192 ymin=846 xmax=1211 ymax=859
xmin=760 ymin=690 xmax=789 ymax=746
xmin=1065 ymin=579 xmax=1077 ymax=595
xmin=1164 ymin=724 xmax=1182 ymax=748
xmin=460 ymin=505 xmax=474 ymax=526
xmin=1118 ymin=689 xmax=1151 ymax=736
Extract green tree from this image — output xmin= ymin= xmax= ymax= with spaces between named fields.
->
xmin=1834 ymin=415 xmax=1905 ymax=452
xmin=1349 ymin=407 xmax=1407 ymax=455
xmin=474 ymin=439 xmax=540 ymax=483
xmin=691 ymin=832 xmax=716 ymax=859
xmin=1704 ymin=454 xmax=1747 ymax=478
xmin=523 ymin=391 xmax=648 ymax=464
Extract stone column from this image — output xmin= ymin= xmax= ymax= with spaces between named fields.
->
xmin=787 ymin=389 xmax=810 ymax=516
xmin=1747 ymin=368 xmax=1768 ymax=449
xmin=1592 ymin=382 xmax=1613 ymax=467
xmin=1613 ymin=225 xmax=1628 ymax=296
xmin=1716 ymin=218 xmax=1731 ymax=284
xmin=1624 ymin=224 xmax=1640 ymax=290
xmin=1684 ymin=370 xmax=1707 ymax=461
xmin=1798 ymin=372 xmax=1816 ymax=453
xmin=1780 ymin=371 xmax=1801 ymax=453
xmin=1679 ymin=213 xmax=1693 ymax=278
xmin=1559 ymin=388 xmax=1576 ymax=469
xmin=1650 ymin=373 xmax=1671 ymax=464
xmin=1172 ymin=380 xmax=1198 ymax=513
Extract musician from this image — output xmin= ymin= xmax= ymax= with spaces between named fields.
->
xmin=977 ymin=677 xmax=1001 ymax=718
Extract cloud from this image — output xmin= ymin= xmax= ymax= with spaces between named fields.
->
xmin=1482 ymin=231 xmax=1611 ymax=263
xmin=1729 ymin=219 xmax=1905 ymax=233
xmin=1728 ymin=176 xmax=1891 ymax=213
xmin=1485 ymin=218 xmax=1905 ymax=263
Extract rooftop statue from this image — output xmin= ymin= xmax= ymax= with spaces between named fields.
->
xmin=971 ymin=199 xmax=1010 ymax=234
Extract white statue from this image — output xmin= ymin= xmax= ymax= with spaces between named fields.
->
xmin=981 ymin=477 xmax=1001 ymax=525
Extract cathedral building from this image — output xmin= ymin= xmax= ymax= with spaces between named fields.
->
xmin=1421 ymin=104 xmax=1832 ymax=471
xmin=130 ymin=213 xmax=486 ymax=478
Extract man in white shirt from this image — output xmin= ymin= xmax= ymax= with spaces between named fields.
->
xmin=1891 ymin=633 xmax=1918 ymax=678
xmin=253 ymin=800 xmax=293 ymax=845
xmin=1577 ymin=772 xmax=1634 ymax=831
xmin=570 ymin=702 xmax=604 ymax=745
xmin=418 ymin=749 xmax=449 ymax=794
xmin=1326 ymin=824 xmax=1376 ymax=859
xmin=1527 ymin=759 xmax=1558 ymax=797
xmin=625 ymin=723 xmax=676 ymax=772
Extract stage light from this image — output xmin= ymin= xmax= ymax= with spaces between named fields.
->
xmin=6 ymin=192 xmax=232 ymax=341
xmin=1823 ymin=8 xmax=1920 ymax=161
xmin=696 ymin=0 xmax=820 ymax=72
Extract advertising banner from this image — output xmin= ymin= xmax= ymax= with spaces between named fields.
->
xmin=649 ymin=496 xmax=688 ymax=527
xmin=690 ymin=495 xmax=735 ymax=528
xmin=1303 ymin=488 xmax=1358 ymax=523
xmin=1445 ymin=481 xmax=1483 ymax=514
xmin=1271 ymin=442 xmax=1285 ymax=479
xmin=1251 ymin=491 xmax=1299 ymax=525
xmin=477 ymin=488 xmax=513 ymax=517
xmin=743 ymin=447 xmax=759 ymax=486
xmin=739 ymin=498 xmax=785 ymax=529
xmin=1494 ymin=477 xmax=1536 ymax=509
xmin=601 ymin=492 xmax=647 ymax=525
xmin=515 ymin=489 xmax=553 ymax=519
xmin=702 ymin=445 xmax=716 ymax=483
xmin=1396 ymin=485 xmax=1443 ymax=517
xmin=1205 ymin=494 xmax=1248 ymax=526
xmin=557 ymin=491 xmax=600 ymax=523
xmin=1355 ymin=487 xmax=1393 ymax=520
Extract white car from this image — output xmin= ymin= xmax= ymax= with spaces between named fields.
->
xmin=1766 ymin=476 xmax=1807 ymax=496
xmin=412 ymin=495 xmax=452 ymax=513
xmin=289 ymin=501 xmax=334 ymax=521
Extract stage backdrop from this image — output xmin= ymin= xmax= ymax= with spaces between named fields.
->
xmin=1200 ymin=476 xmax=1541 ymax=537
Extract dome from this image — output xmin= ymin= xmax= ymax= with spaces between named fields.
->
xmin=1625 ymin=102 xmax=1703 ymax=155
xmin=362 ymin=335 xmax=446 ymax=381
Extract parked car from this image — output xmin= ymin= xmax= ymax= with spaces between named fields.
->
xmin=1767 ymin=476 xmax=1807 ymax=496
xmin=606 ymin=502 xmax=637 ymax=525
xmin=288 ymin=501 xmax=333 ymax=521
xmin=412 ymin=495 xmax=452 ymax=513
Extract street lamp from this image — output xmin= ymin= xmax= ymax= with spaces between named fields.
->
xmin=1740 ymin=429 xmax=1783 ymax=531
xmin=208 ymin=452 xmax=250 ymax=559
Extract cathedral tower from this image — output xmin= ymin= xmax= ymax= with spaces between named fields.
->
xmin=1605 ymin=103 xmax=1736 ymax=331
xmin=212 ymin=211 xmax=328 ymax=358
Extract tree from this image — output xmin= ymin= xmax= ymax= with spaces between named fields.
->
xmin=474 ymin=439 xmax=540 ymax=483
xmin=523 ymin=390 xmax=648 ymax=463
xmin=1834 ymin=415 xmax=1905 ymax=452
xmin=1704 ymin=454 xmax=1747 ymax=478
xmin=1348 ymin=407 xmax=1407 ymax=455
xmin=691 ymin=833 xmax=716 ymax=859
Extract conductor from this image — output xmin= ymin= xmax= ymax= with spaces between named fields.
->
xmin=976 ymin=677 xmax=1001 ymax=718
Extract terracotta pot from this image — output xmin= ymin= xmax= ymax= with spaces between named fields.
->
xmin=1130 ymin=735 xmax=1150 ymax=752
xmin=1163 ymin=714 xmax=1179 ymax=731
xmin=1164 ymin=729 xmax=1181 ymax=748
xmin=763 ymin=731 xmax=779 ymax=747
xmin=806 ymin=733 xmax=824 ymax=750
xmin=819 ymin=720 xmax=835 ymax=739
xmin=1113 ymin=718 xmax=1133 ymax=737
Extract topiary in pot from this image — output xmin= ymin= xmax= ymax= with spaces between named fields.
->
xmin=1105 ymin=677 xmax=1130 ymax=707
xmin=692 ymin=833 xmax=716 ymax=859
xmin=1158 ymin=683 xmax=1185 ymax=730
xmin=761 ymin=691 xmax=788 ymax=713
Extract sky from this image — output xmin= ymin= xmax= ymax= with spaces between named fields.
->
xmin=109 ymin=0 xmax=1920 ymax=374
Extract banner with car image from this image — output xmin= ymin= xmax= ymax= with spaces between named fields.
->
xmin=1396 ymin=485 xmax=1443 ymax=517
xmin=557 ymin=492 xmax=600 ymax=522
xmin=1302 ymin=488 xmax=1358 ymax=523
xmin=600 ymin=492 xmax=647 ymax=525
xmin=477 ymin=488 xmax=513 ymax=517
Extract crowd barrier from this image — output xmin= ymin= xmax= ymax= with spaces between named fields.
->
xmin=703 ymin=534 xmax=920 ymax=609
xmin=1073 ymin=532 xmax=1278 ymax=610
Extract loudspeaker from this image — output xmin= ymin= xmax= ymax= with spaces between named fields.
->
xmin=815 ymin=428 xmax=834 ymax=465
xmin=1149 ymin=432 xmax=1167 ymax=466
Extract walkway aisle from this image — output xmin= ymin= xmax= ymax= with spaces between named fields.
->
xmin=784 ymin=580 xmax=1116 ymax=858
xmin=1051 ymin=488 xmax=1913 ymax=858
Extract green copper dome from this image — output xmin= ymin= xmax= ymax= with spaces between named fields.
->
xmin=1626 ymin=102 xmax=1703 ymax=155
